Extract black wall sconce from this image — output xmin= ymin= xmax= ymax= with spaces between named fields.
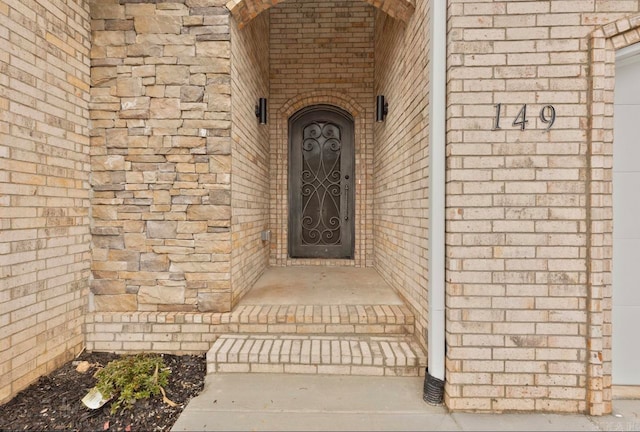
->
xmin=255 ymin=97 xmax=267 ymax=124
xmin=376 ymin=95 xmax=388 ymax=122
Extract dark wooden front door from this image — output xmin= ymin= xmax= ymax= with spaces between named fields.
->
xmin=289 ymin=105 xmax=354 ymax=259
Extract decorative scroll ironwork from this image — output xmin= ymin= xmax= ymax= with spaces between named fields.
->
xmin=300 ymin=121 xmax=342 ymax=246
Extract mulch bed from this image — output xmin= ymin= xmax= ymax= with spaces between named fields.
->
xmin=0 ymin=351 xmax=206 ymax=432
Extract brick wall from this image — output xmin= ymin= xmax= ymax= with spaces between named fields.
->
xmin=446 ymin=0 xmax=640 ymax=414
xmin=373 ymin=2 xmax=430 ymax=350
xmin=268 ymin=0 xmax=375 ymax=267
xmin=0 ymin=0 xmax=91 ymax=404
xmin=89 ymin=0 xmax=234 ymax=313
xmin=230 ymin=13 xmax=270 ymax=305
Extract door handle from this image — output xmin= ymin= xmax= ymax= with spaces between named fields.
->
xmin=344 ymin=176 xmax=350 ymax=221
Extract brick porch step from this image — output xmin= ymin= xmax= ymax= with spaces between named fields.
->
xmin=230 ymin=304 xmax=414 ymax=335
xmin=207 ymin=334 xmax=427 ymax=377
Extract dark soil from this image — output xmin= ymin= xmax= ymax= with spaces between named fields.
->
xmin=0 ymin=352 xmax=206 ymax=432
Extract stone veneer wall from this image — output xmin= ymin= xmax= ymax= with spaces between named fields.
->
xmin=89 ymin=0 xmax=234 ymax=314
xmin=229 ymin=13 xmax=270 ymax=306
xmin=446 ymin=0 xmax=639 ymax=414
xmin=268 ymin=0 xmax=375 ymax=267
xmin=372 ymin=3 xmax=430 ymax=350
xmin=0 ymin=0 xmax=91 ymax=404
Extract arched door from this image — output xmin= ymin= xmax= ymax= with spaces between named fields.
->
xmin=288 ymin=105 xmax=355 ymax=259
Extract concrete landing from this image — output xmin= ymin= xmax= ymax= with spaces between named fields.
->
xmin=171 ymin=374 xmax=640 ymax=431
xmin=239 ymin=267 xmax=404 ymax=306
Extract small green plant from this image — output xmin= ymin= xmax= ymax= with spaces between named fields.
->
xmin=94 ymin=354 xmax=174 ymax=413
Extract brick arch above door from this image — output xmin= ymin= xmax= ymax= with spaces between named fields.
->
xmin=271 ymin=91 xmax=372 ymax=267
xmin=226 ymin=0 xmax=415 ymax=29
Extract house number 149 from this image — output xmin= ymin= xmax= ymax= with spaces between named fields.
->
xmin=492 ymin=103 xmax=556 ymax=131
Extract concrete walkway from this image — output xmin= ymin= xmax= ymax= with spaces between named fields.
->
xmin=171 ymin=374 xmax=640 ymax=431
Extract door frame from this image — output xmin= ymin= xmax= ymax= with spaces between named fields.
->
xmin=587 ymin=16 xmax=640 ymax=415
xmin=270 ymin=91 xmax=370 ymax=267
xmin=612 ymin=42 xmax=640 ymax=386
xmin=287 ymin=104 xmax=355 ymax=259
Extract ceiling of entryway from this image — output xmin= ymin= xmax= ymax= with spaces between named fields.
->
xmin=226 ymin=0 xmax=415 ymax=28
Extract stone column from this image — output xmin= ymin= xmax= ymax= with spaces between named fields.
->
xmin=89 ymin=0 xmax=233 ymax=313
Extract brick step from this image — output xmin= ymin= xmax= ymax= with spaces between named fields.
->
xmin=207 ymin=334 xmax=427 ymax=377
xmin=230 ymin=304 xmax=414 ymax=335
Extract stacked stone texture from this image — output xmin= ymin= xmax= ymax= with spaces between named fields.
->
xmin=0 ymin=0 xmax=91 ymax=404
xmin=90 ymin=0 xmax=235 ymax=313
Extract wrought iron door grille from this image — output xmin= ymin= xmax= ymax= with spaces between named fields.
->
xmin=289 ymin=105 xmax=354 ymax=259
xmin=301 ymin=122 xmax=342 ymax=246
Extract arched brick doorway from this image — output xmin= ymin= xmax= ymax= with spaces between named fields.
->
xmin=228 ymin=0 xmax=430 ymax=367
xmin=226 ymin=0 xmax=415 ymax=28
xmin=274 ymin=92 xmax=369 ymax=268
xmin=587 ymin=13 xmax=640 ymax=416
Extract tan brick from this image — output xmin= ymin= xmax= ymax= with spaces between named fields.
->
xmin=1 ymin=0 xmax=92 ymax=402
xmin=283 ymin=364 xmax=317 ymax=374
xmin=250 ymin=364 xmax=284 ymax=373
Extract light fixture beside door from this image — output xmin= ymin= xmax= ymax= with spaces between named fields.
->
xmin=376 ymin=95 xmax=388 ymax=122
xmin=255 ymin=97 xmax=267 ymax=124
